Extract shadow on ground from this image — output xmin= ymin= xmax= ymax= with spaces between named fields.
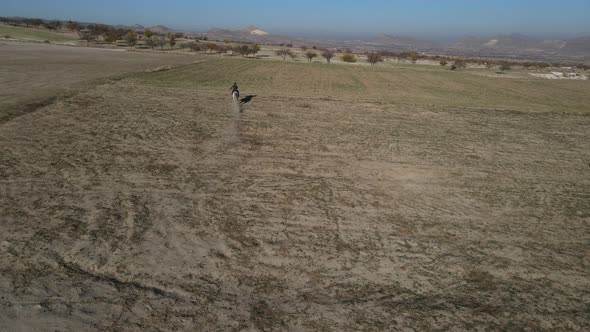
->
xmin=240 ymin=95 xmax=257 ymax=104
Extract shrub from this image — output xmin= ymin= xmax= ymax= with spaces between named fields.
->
xmin=499 ymin=62 xmax=511 ymax=71
xmin=124 ymin=31 xmax=137 ymax=47
xmin=450 ymin=60 xmax=466 ymax=70
xmin=189 ymin=42 xmax=202 ymax=52
xmin=207 ymin=42 xmax=218 ymax=53
xmin=367 ymin=52 xmax=383 ymax=65
xmin=341 ymin=53 xmax=357 ymax=63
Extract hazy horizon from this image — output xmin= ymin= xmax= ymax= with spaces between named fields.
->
xmin=3 ymin=0 xmax=590 ymax=41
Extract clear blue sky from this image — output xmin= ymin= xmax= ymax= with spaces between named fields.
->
xmin=3 ymin=0 xmax=590 ymax=39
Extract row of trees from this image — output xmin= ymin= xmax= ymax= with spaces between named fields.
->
xmin=181 ymin=42 xmax=261 ymax=56
xmin=0 ymin=16 xmax=62 ymax=30
xmin=274 ymin=48 xmax=384 ymax=65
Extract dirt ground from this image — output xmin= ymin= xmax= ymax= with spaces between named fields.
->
xmin=0 ymin=42 xmax=202 ymax=123
xmin=1 ymin=45 xmax=589 ymax=331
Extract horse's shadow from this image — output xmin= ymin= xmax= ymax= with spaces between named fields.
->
xmin=240 ymin=95 xmax=257 ymax=104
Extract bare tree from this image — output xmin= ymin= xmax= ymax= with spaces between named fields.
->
xmin=450 ymin=60 xmax=466 ymax=70
xmin=439 ymin=59 xmax=448 ymax=66
xmin=305 ymin=51 xmax=317 ymax=62
xmin=168 ymin=34 xmax=176 ymax=49
xmin=207 ymin=43 xmax=218 ymax=53
xmin=189 ymin=42 xmax=202 ymax=52
xmin=367 ymin=52 xmax=383 ymax=65
xmin=499 ymin=62 xmax=512 ymax=71
xmin=146 ymin=36 xmax=157 ymax=49
xmin=66 ymin=21 xmax=80 ymax=31
xmin=321 ymin=49 xmax=335 ymax=63
xmin=276 ymin=48 xmax=294 ymax=60
xmin=216 ymin=45 xmax=229 ymax=55
xmin=155 ymin=36 xmax=166 ymax=50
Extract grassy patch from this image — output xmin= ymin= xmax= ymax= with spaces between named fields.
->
xmin=133 ymin=57 xmax=590 ymax=112
xmin=0 ymin=26 xmax=77 ymax=42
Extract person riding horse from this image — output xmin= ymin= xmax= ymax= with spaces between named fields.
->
xmin=230 ymin=82 xmax=239 ymax=99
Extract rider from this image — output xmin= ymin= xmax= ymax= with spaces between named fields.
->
xmin=230 ymin=82 xmax=239 ymax=98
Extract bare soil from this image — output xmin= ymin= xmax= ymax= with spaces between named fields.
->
xmin=1 ymin=45 xmax=589 ymax=331
xmin=0 ymin=42 xmax=202 ymax=123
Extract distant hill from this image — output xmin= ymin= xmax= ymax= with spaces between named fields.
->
xmin=131 ymin=24 xmax=145 ymax=31
xmin=146 ymin=25 xmax=173 ymax=34
xmin=448 ymin=34 xmax=590 ymax=57
xmin=205 ymin=26 xmax=275 ymax=42
xmin=561 ymin=37 xmax=590 ymax=56
xmin=5 ymin=15 xmax=588 ymax=60
xmin=371 ymin=34 xmax=438 ymax=50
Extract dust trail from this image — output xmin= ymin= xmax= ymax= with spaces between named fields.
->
xmin=224 ymin=96 xmax=241 ymax=144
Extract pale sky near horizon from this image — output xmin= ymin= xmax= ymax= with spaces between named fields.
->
xmin=2 ymin=0 xmax=590 ymax=40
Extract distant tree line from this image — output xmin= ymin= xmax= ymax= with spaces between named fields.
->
xmin=1 ymin=16 xmax=62 ymax=30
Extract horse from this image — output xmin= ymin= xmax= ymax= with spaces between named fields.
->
xmin=232 ymin=90 xmax=239 ymax=102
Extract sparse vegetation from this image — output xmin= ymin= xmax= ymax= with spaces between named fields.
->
xmin=1 ymin=32 xmax=590 ymax=332
xmin=499 ymin=62 xmax=512 ymax=71
xmin=155 ymin=35 xmax=166 ymax=49
xmin=250 ymin=44 xmax=261 ymax=56
xmin=66 ymin=20 xmax=81 ymax=31
xmin=168 ymin=34 xmax=176 ymax=48
xmin=450 ymin=60 xmax=466 ymax=70
xmin=146 ymin=36 xmax=157 ymax=49
xmin=78 ymin=29 xmax=96 ymax=43
xmin=189 ymin=42 xmax=202 ymax=52
xmin=321 ymin=49 xmax=335 ymax=63
xmin=3 ymin=48 xmax=589 ymax=331
xmin=207 ymin=43 xmax=218 ymax=53
xmin=276 ymin=48 xmax=295 ymax=61
xmin=125 ymin=31 xmax=138 ymax=47
xmin=0 ymin=25 xmax=77 ymax=42
xmin=367 ymin=52 xmax=383 ymax=65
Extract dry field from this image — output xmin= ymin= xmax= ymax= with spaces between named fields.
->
xmin=0 ymin=42 xmax=202 ymax=123
xmin=1 ymin=44 xmax=589 ymax=331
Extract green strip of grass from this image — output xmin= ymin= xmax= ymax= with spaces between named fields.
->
xmin=133 ymin=57 xmax=590 ymax=113
xmin=0 ymin=26 xmax=77 ymax=42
